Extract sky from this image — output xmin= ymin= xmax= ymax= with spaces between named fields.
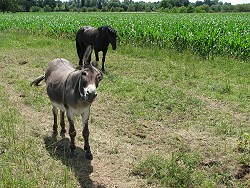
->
xmin=189 ymin=0 xmax=250 ymax=5
xmin=133 ymin=0 xmax=250 ymax=4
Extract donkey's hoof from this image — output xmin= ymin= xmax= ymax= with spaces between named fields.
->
xmin=60 ymin=129 xmax=66 ymax=138
xmin=70 ymin=150 xmax=76 ymax=158
xmin=52 ymin=131 xmax=58 ymax=137
xmin=85 ymin=151 xmax=93 ymax=160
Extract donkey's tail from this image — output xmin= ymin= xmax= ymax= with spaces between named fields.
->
xmin=31 ymin=75 xmax=45 ymax=86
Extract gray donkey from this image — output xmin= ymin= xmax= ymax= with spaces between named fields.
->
xmin=31 ymin=46 xmax=103 ymax=160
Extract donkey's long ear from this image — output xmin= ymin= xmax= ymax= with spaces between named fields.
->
xmin=83 ymin=45 xmax=93 ymax=64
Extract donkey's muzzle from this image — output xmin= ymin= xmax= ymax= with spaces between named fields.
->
xmin=85 ymin=91 xmax=97 ymax=103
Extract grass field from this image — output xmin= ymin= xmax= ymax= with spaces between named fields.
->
xmin=0 ymin=12 xmax=250 ymax=187
xmin=0 ymin=12 xmax=249 ymax=61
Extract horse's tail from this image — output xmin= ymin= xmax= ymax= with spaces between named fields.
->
xmin=76 ymin=39 xmax=81 ymax=53
xmin=31 ymin=75 xmax=45 ymax=86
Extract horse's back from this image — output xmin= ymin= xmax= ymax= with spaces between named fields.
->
xmin=76 ymin=26 xmax=98 ymax=45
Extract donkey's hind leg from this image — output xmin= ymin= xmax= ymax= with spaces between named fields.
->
xmin=60 ymin=111 xmax=66 ymax=137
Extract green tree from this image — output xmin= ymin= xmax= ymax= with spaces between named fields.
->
xmin=0 ymin=0 xmax=19 ymax=12
xmin=160 ymin=0 xmax=173 ymax=9
xmin=186 ymin=4 xmax=194 ymax=12
xmin=43 ymin=4 xmax=52 ymax=11
xmin=107 ymin=0 xmax=121 ymax=9
xmin=0 ymin=0 xmax=11 ymax=12
xmin=44 ymin=0 xmax=56 ymax=10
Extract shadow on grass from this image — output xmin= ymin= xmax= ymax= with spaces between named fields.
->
xmin=44 ymin=135 xmax=105 ymax=188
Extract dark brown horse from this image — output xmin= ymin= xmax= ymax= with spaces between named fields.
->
xmin=76 ymin=25 xmax=117 ymax=71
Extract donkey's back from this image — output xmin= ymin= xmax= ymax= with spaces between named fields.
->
xmin=45 ymin=58 xmax=75 ymax=107
xmin=45 ymin=58 xmax=74 ymax=80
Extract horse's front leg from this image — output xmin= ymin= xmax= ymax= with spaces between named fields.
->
xmin=101 ymin=50 xmax=107 ymax=72
xmin=66 ymin=111 xmax=76 ymax=154
xmin=82 ymin=106 xmax=93 ymax=160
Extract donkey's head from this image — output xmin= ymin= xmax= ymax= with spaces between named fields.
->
xmin=107 ymin=26 xmax=117 ymax=50
xmin=79 ymin=48 xmax=103 ymax=103
xmin=78 ymin=64 xmax=103 ymax=103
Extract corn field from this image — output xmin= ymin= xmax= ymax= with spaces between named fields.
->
xmin=0 ymin=12 xmax=249 ymax=61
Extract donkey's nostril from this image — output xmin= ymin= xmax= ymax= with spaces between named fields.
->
xmin=84 ymin=85 xmax=97 ymax=102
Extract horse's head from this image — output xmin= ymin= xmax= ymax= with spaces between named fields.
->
xmin=107 ymin=26 xmax=117 ymax=50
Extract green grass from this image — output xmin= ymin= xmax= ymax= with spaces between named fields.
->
xmin=132 ymin=152 xmax=211 ymax=187
xmin=0 ymin=31 xmax=250 ymax=187
xmin=0 ymin=12 xmax=249 ymax=61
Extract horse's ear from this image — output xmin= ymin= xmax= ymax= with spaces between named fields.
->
xmin=107 ymin=26 xmax=117 ymax=36
xmin=107 ymin=26 xmax=111 ymax=34
xmin=83 ymin=45 xmax=93 ymax=64
xmin=98 ymin=26 xmax=104 ymax=32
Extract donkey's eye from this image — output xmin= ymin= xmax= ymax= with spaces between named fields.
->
xmin=97 ymin=74 xmax=103 ymax=81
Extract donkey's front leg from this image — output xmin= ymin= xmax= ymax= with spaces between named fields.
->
xmin=52 ymin=106 xmax=58 ymax=136
xmin=82 ymin=106 xmax=93 ymax=160
xmin=60 ymin=111 xmax=66 ymax=137
xmin=66 ymin=111 xmax=76 ymax=153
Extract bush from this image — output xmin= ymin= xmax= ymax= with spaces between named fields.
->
xmin=87 ymin=7 xmax=98 ymax=12
xmin=43 ymin=5 xmax=52 ymax=12
xmin=81 ymin=7 xmax=87 ymax=12
xmin=29 ymin=6 xmax=42 ymax=12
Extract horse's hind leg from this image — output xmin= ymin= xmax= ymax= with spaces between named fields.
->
xmin=76 ymin=40 xmax=84 ymax=66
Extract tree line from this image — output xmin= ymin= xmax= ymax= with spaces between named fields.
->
xmin=1 ymin=0 xmax=250 ymax=13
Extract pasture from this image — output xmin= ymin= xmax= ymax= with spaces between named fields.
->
xmin=0 ymin=12 xmax=249 ymax=61
xmin=0 ymin=12 xmax=250 ymax=187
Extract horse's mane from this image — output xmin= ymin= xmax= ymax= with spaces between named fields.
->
xmin=98 ymin=26 xmax=117 ymax=36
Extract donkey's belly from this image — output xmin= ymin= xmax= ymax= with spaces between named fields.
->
xmin=51 ymin=101 xmax=66 ymax=112
xmin=68 ymin=105 xmax=90 ymax=116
